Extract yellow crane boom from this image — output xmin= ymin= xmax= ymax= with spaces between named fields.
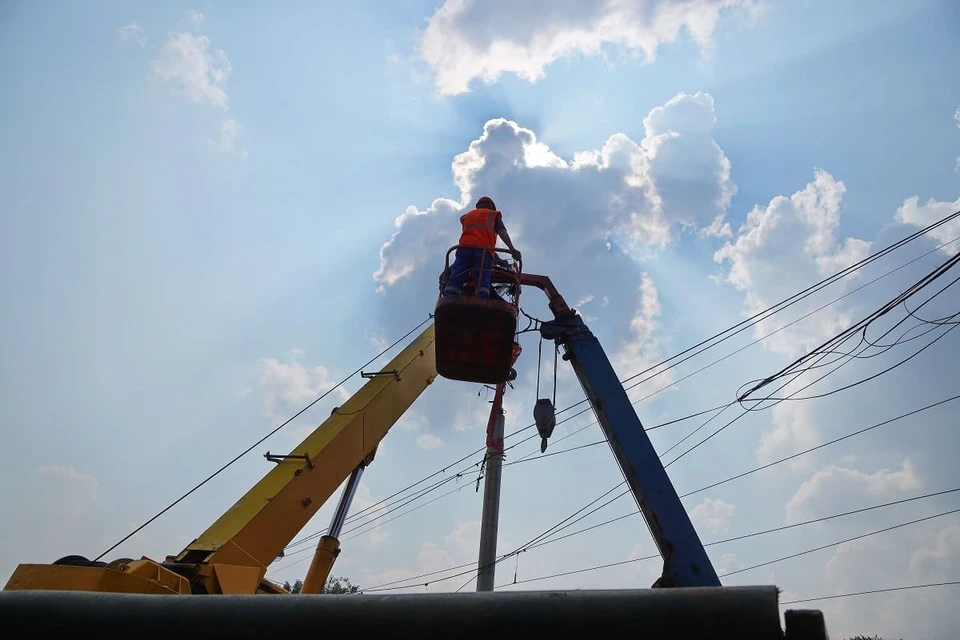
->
xmin=4 ymin=324 xmax=437 ymax=595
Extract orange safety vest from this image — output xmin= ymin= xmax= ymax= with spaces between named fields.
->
xmin=459 ymin=208 xmax=501 ymax=255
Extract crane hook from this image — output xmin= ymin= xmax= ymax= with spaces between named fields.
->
xmin=533 ymin=398 xmax=556 ymax=453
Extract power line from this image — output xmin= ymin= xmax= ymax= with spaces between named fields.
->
xmin=679 ymin=393 xmax=960 ymax=499
xmin=269 ymin=471 xmax=486 ymax=575
xmin=360 ymin=393 xmax=960 ymax=592
xmin=617 ymin=211 xmax=960 ymax=394
xmin=353 ymin=216 xmax=960 ymax=589
xmin=780 ymin=581 xmax=960 ymax=606
xmin=288 ymin=222 xmax=960 ymax=548
xmin=739 ymin=249 xmax=960 ymax=404
xmin=362 ymin=483 xmax=630 ymax=593
xmin=512 ymin=233 xmax=960 ymax=472
xmin=661 ymin=258 xmax=960 ymax=471
xmin=307 ymin=404 xmax=718 ymax=586
xmin=300 ymin=238 xmax=958 ymax=551
xmin=283 ymin=396 xmax=595 ymax=552
xmin=284 ymin=216 xmax=959 ymax=564
xmin=283 ymin=402 xmax=725 ymax=554
xmin=357 ymin=338 xmax=960 ymax=587
xmin=493 ymin=498 xmax=960 ymax=590
xmin=353 ymin=388 xmax=960 ymax=586
xmin=529 ymin=487 xmax=960 ymax=554
xmin=719 ymin=507 xmax=960 ymax=578
xmin=330 ymin=216 xmax=959 ymax=543
xmin=276 ymin=473 xmax=481 ymax=566
xmin=93 ymin=314 xmax=434 ymax=563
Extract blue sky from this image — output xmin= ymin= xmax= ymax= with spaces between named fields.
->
xmin=2 ymin=1 xmax=959 ymax=637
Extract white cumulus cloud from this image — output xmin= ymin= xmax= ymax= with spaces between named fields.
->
xmin=375 ymin=90 xmax=735 ymax=294
xmin=713 ymin=169 xmax=872 ymax=359
xmin=955 ymin=105 xmax=960 ymax=172
xmin=371 ymin=91 xmax=735 ymax=443
xmin=755 ymin=401 xmax=818 ymax=466
xmin=185 ymin=8 xmax=205 ymax=30
xmin=820 ymin=521 xmax=960 ymax=640
xmin=445 ymin=520 xmax=481 ymax=555
xmin=247 ymin=348 xmax=351 ymax=421
xmin=418 ymin=0 xmax=762 ymax=95
xmin=691 ymin=497 xmax=735 ymax=534
xmin=151 ymin=28 xmax=232 ymax=110
xmin=785 ymin=458 xmax=922 ymax=522
xmin=416 ymin=433 xmax=445 ymax=451
xmin=360 ymin=519 xmax=487 ymax=591
xmin=148 ymin=11 xmax=244 ymax=154
xmin=218 ymin=118 xmax=240 ymax=151
xmin=350 ymin=481 xmax=390 ymax=550
xmin=614 ymin=272 xmax=674 ymax=396
xmin=909 ymin=521 xmax=960 ymax=583
xmin=895 ymin=195 xmax=960 ymax=256
xmin=119 ymin=22 xmax=147 ymax=48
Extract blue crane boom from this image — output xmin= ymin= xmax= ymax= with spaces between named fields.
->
xmin=528 ymin=273 xmax=720 ymax=587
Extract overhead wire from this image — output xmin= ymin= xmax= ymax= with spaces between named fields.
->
xmin=283 ymin=213 xmax=959 ymax=568
xmin=483 ymin=389 xmax=960 ymax=587
xmin=285 ymin=283 xmax=960 ymax=575
xmin=661 ymin=253 xmax=960 ymax=470
xmin=363 ymin=392 xmax=960 ymax=592
xmin=494 ymin=505 xmax=960 ymax=589
xmin=287 ymin=282 xmax=960 ymax=578
xmin=272 ymin=469 xmax=487 ymax=573
xmin=505 ymin=230 xmax=955 ymax=469
xmin=611 ymin=210 xmax=960 ymax=396
xmin=384 ymin=229 xmax=960 ymax=535
xmin=283 ymin=401 xmax=734 ymax=560
xmin=93 ymin=314 xmax=434 ymax=563
xmin=718 ymin=507 xmax=960 ymax=578
xmin=738 ymin=250 xmax=960 ymax=404
xmin=362 ymin=483 xmax=630 ymax=593
xmin=779 ymin=581 xmax=960 ymax=606
xmin=532 ymin=395 xmax=960 ymax=550
xmin=353 ymin=218 xmax=960 ymax=590
xmin=284 ymin=233 xmax=958 ymax=555
xmin=367 ymin=483 xmax=960 ymax=593
xmin=497 ymin=487 xmax=960 ymax=589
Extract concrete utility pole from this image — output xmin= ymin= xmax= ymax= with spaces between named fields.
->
xmin=476 ymin=383 xmax=506 ymax=592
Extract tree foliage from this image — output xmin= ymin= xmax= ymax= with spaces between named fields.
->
xmin=281 ymin=576 xmax=360 ymax=594
xmin=282 ymin=579 xmax=303 ymax=594
xmin=323 ymin=575 xmax=361 ymax=594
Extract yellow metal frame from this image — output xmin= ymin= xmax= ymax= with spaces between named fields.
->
xmin=5 ymin=559 xmax=191 ymax=595
xmin=4 ymin=324 xmax=437 ymax=595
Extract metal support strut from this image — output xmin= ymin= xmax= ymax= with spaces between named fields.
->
xmin=301 ymin=461 xmax=367 ymax=594
xmin=476 ymin=383 xmax=506 ymax=592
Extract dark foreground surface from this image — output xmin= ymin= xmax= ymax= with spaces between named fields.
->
xmin=0 ymin=586 xmax=829 ymax=639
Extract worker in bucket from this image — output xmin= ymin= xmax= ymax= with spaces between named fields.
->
xmin=442 ymin=196 xmax=521 ymax=298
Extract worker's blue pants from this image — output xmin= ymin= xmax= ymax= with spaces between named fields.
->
xmin=443 ymin=247 xmax=492 ymax=298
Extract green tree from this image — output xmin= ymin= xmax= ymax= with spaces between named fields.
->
xmin=323 ymin=575 xmax=361 ymax=594
xmin=281 ymin=576 xmax=360 ymax=594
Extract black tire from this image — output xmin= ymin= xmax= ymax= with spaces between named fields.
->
xmin=52 ymin=555 xmax=91 ymax=566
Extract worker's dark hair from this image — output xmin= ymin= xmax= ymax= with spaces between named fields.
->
xmin=476 ymin=196 xmax=496 ymax=210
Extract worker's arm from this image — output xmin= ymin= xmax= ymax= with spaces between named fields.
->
xmin=495 ymin=216 xmax=521 ymax=260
